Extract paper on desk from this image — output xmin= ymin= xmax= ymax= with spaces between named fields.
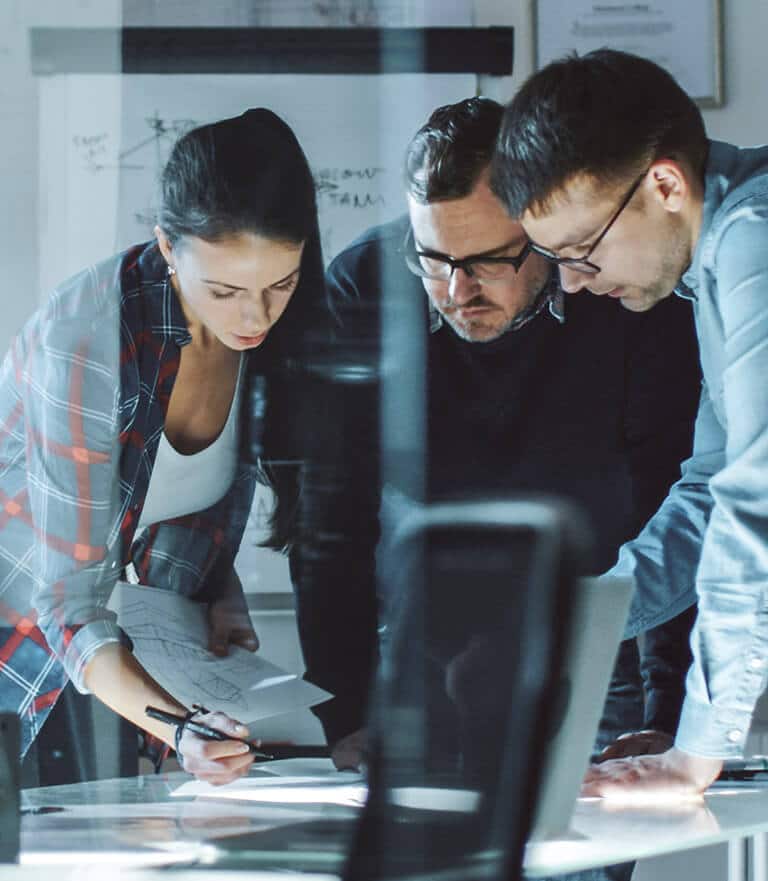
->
xmin=172 ymin=770 xmax=367 ymax=807
xmin=253 ymin=758 xmax=345 ymax=778
xmin=108 ymin=583 xmax=330 ymax=725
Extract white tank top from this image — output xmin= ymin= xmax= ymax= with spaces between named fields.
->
xmin=138 ymin=355 xmax=244 ymax=528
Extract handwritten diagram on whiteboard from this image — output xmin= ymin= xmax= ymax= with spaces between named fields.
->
xmin=122 ymin=0 xmax=471 ymax=28
xmin=38 ymin=72 xmax=475 ymax=290
xmin=107 ymin=583 xmax=330 ymax=726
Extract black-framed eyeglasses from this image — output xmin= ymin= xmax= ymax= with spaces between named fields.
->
xmin=402 ymin=226 xmax=531 ymax=283
xmin=527 ymin=167 xmax=651 ymax=275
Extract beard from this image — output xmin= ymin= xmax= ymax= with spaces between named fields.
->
xmin=438 ymin=295 xmax=513 ymax=343
xmin=619 ymin=230 xmax=691 ymax=313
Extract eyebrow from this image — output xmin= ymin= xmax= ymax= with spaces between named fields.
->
xmin=415 ymin=237 xmax=526 ymax=259
xmin=200 ymin=265 xmax=301 ymax=291
xmin=541 ymin=226 xmax=602 ymax=254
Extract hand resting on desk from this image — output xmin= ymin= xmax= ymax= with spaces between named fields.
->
xmin=595 ymin=729 xmax=674 ymax=762
xmin=581 ymin=747 xmax=723 ymax=801
xmin=177 ymin=709 xmax=256 ymax=785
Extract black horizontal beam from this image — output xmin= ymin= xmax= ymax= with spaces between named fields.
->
xmin=30 ymin=26 xmax=513 ymax=76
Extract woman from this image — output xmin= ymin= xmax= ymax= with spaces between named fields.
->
xmin=0 ymin=108 xmax=326 ymax=784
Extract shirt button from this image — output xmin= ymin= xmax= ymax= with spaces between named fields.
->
xmin=750 ymin=657 xmax=766 ymax=670
xmin=727 ymin=729 xmax=743 ymax=743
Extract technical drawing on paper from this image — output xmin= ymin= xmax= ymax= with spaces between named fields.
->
xmin=109 ymin=584 xmax=330 ymax=723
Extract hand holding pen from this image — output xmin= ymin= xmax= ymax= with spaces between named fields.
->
xmin=146 ymin=706 xmax=332 ymax=784
xmin=146 ymin=706 xmax=263 ymax=786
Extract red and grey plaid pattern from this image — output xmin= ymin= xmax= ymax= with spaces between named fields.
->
xmin=0 ymin=242 xmax=256 ymax=755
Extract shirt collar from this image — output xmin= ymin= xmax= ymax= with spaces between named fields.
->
xmin=135 ymin=241 xmax=193 ymax=346
xmin=428 ymin=270 xmax=565 ymax=335
xmin=679 ymin=140 xmax=734 ymax=299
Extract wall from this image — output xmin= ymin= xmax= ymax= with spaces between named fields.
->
xmin=5 ymin=0 xmax=768 ymax=356
xmin=478 ymin=0 xmax=768 ymax=146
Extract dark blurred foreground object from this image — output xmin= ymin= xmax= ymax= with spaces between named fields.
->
xmin=0 ymin=713 xmax=20 ymax=862
xmin=344 ymin=498 xmax=591 ymax=881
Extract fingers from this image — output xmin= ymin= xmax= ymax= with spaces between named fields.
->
xmin=189 ymin=749 xmax=254 ymax=786
xmin=580 ymin=751 xmax=713 ymax=802
xmin=581 ymin=760 xmax=635 ymax=797
xmin=229 ymin=626 xmax=259 ymax=653
xmin=595 ymin=731 xmax=674 ymax=762
xmin=209 ymin=612 xmax=259 ymax=656
xmin=208 ymin=622 xmax=231 ymax=657
xmin=179 ymin=712 xmax=255 ymax=785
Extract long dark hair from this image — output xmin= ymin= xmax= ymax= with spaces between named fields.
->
xmin=158 ymin=108 xmax=329 ymax=550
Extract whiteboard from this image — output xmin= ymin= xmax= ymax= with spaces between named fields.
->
xmin=38 ymin=72 xmax=476 ymax=290
xmin=122 ymin=0 xmax=472 ymax=27
xmin=37 ymin=70 xmax=476 ymax=592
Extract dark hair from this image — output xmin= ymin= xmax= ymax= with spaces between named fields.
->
xmin=158 ymin=107 xmax=316 ymax=246
xmin=491 ymin=49 xmax=708 ymax=217
xmin=404 ymin=97 xmax=504 ymax=203
xmin=160 ymin=109 xmax=328 ymax=553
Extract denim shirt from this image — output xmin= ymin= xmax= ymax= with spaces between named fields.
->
xmin=612 ymin=140 xmax=768 ymax=757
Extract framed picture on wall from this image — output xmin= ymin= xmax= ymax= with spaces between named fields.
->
xmin=533 ymin=0 xmax=724 ymax=107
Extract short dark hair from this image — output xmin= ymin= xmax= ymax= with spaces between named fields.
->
xmin=158 ymin=107 xmax=317 ymax=246
xmin=404 ymin=97 xmax=504 ymax=203
xmin=491 ymin=49 xmax=708 ymax=217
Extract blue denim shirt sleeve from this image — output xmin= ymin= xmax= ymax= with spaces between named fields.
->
xmin=610 ymin=384 xmax=720 ymax=637
xmin=676 ymin=204 xmax=768 ymax=757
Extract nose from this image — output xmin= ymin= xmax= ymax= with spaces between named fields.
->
xmin=558 ymin=264 xmax=593 ymax=294
xmin=239 ymin=292 xmax=268 ymax=331
xmin=447 ymin=266 xmax=481 ymax=304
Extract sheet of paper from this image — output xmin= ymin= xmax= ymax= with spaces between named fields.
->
xmin=253 ymin=758 xmax=348 ymax=778
xmin=173 ymin=772 xmax=367 ymax=807
xmin=108 ymin=583 xmax=330 ymax=726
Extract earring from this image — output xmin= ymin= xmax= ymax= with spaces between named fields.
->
xmin=167 ymin=266 xmax=176 ymax=276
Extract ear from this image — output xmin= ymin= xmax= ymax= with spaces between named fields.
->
xmin=647 ymin=160 xmax=689 ymax=214
xmin=154 ymin=225 xmax=175 ymax=268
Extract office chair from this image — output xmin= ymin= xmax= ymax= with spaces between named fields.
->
xmin=343 ymin=497 xmax=591 ymax=881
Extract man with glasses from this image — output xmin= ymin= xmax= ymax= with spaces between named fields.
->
xmin=301 ymin=97 xmax=699 ymax=832
xmin=492 ymin=48 xmax=768 ymax=799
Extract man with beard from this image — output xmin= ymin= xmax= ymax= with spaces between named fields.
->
xmin=296 ymin=100 xmax=700 ymax=868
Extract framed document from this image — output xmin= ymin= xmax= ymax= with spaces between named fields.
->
xmin=534 ymin=1 xmax=724 ymax=107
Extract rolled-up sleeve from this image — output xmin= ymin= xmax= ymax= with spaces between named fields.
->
xmin=14 ymin=267 xmax=125 ymax=692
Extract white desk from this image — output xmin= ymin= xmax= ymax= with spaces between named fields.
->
xmin=12 ymin=771 xmax=768 ymax=881
xmin=525 ymin=782 xmax=768 ymax=881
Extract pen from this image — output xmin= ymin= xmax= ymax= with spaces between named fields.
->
xmin=145 ymin=706 xmax=274 ymax=759
xmin=256 ymin=743 xmax=331 ymax=760
xmin=717 ymin=770 xmax=768 ymax=781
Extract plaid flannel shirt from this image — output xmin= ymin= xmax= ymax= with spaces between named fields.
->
xmin=0 ymin=241 xmax=257 ymax=754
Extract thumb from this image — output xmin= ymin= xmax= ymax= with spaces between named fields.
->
xmin=208 ymin=620 xmax=230 ymax=657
